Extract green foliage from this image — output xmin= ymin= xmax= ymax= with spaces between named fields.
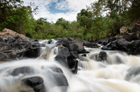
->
xmin=0 ymin=0 xmax=35 ymax=35
xmin=0 ymin=0 xmax=140 ymax=40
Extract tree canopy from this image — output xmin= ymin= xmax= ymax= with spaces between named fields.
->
xmin=0 ymin=0 xmax=140 ymax=40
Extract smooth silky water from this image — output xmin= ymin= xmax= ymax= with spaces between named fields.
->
xmin=0 ymin=40 xmax=140 ymax=92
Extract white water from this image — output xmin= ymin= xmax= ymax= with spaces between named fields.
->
xmin=0 ymin=40 xmax=140 ymax=92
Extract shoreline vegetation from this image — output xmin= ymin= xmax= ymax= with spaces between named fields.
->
xmin=0 ymin=0 xmax=140 ymax=40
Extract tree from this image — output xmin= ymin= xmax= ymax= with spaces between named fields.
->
xmin=0 ymin=0 xmax=36 ymax=35
xmin=55 ymin=18 xmax=70 ymax=29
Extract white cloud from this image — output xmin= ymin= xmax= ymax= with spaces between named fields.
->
xmin=23 ymin=0 xmax=95 ymax=22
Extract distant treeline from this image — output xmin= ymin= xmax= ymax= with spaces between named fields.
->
xmin=0 ymin=0 xmax=140 ymax=40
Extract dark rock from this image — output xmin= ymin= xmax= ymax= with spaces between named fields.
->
xmin=22 ymin=76 xmax=45 ymax=92
xmin=69 ymin=43 xmax=78 ymax=51
xmin=83 ymin=41 xmax=91 ymax=47
xmin=22 ymin=76 xmax=43 ymax=87
xmin=67 ymin=56 xmax=77 ymax=68
xmin=58 ymin=46 xmax=70 ymax=58
xmin=97 ymin=37 xmax=109 ymax=45
xmin=0 ymin=29 xmax=41 ymax=60
xmin=48 ymin=39 xmax=52 ymax=44
xmin=11 ymin=66 xmax=34 ymax=76
xmin=55 ymin=55 xmax=68 ymax=67
xmin=13 ymin=42 xmax=23 ymax=49
xmin=0 ymin=37 xmax=4 ymax=42
xmin=70 ymin=51 xmax=79 ymax=58
xmin=71 ymin=60 xmax=78 ymax=73
xmin=0 ymin=52 xmax=7 ymax=60
xmin=123 ymin=32 xmax=138 ymax=41
xmin=25 ymin=48 xmax=40 ymax=58
xmin=132 ymin=24 xmax=140 ymax=32
xmin=82 ymin=54 xmax=86 ymax=57
xmin=57 ymin=38 xmax=70 ymax=48
xmin=90 ymin=42 xmax=100 ymax=48
xmin=99 ymin=51 xmax=107 ymax=60
xmin=73 ymin=38 xmax=86 ymax=53
xmin=127 ymin=28 xmax=133 ymax=33
xmin=33 ymin=84 xmax=45 ymax=92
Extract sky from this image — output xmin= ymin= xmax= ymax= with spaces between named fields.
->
xmin=23 ymin=0 xmax=95 ymax=23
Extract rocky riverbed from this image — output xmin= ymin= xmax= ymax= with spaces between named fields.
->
xmin=0 ymin=24 xmax=140 ymax=92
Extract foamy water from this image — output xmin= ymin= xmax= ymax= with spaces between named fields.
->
xmin=0 ymin=40 xmax=140 ymax=92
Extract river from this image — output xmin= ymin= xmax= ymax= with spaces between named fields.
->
xmin=0 ymin=39 xmax=140 ymax=92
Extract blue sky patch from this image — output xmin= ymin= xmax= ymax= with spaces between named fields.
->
xmin=48 ymin=1 xmax=69 ymax=14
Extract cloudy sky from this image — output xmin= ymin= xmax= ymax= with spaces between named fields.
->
xmin=23 ymin=0 xmax=95 ymax=22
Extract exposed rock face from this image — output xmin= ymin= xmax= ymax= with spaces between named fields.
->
xmin=83 ymin=24 xmax=140 ymax=55
xmin=0 ymin=28 xmax=41 ymax=60
xmin=55 ymin=37 xmax=88 ymax=73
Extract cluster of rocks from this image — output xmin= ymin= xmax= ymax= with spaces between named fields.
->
xmin=9 ymin=65 xmax=68 ymax=92
xmin=0 ymin=28 xmax=40 ymax=61
xmin=55 ymin=37 xmax=89 ymax=73
xmin=84 ymin=24 xmax=140 ymax=55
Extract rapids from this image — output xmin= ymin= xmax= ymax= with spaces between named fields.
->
xmin=0 ymin=39 xmax=140 ymax=92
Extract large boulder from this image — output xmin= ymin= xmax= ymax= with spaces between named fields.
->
xmin=0 ymin=28 xmax=41 ymax=60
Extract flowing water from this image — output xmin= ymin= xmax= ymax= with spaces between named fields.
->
xmin=0 ymin=40 xmax=140 ymax=92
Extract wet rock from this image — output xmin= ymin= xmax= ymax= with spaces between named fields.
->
xmin=11 ymin=66 xmax=34 ymax=76
xmin=99 ymin=51 xmax=107 ymax=60
xmin=83 ymin=41 xmax=91 ymax=47
xmin=49 ymin=66 xmax=63 ymax=73
xmin=0 ymin=52 xmax=7 ymax=60
xmin=69 ymin=43 xmax=78 ymax=51
xmin=57 ymin=38 xmax=70 ymax=48
xmin=73 ymin=38 xmax=86 ymax=53
xmin=33 ymin=84 xmax=45 ymax=92
xmin=48 ymin=39 xmax=52 ymax=44
xmin=67 ymin=56 xmax=77 ymax=68
xmin=82 ymin=54 xmax=86 ymax=57
xmin=22 ymin=76 xmax=45 ymax=92
xmin=70 ymin=51 xmax=79 ymax=58
xmin=97 ymin=38 xmax=109 ymax=45
xmin=55 ymin=55 xmax=68 ymax=67
xmin=125 ymin=65 xmax=140 ymax=81
xmin=43 ymin=66 xmax=69 ymax=92
xmin=71 ymin=60 xmax=78 ymax=73
xmin=58 ymin=46 xmax=70 ymax=58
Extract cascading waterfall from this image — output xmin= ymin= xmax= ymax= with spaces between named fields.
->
xmin=0 ymin=39 xmax=140 ymax=92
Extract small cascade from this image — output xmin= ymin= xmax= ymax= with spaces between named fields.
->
xmin=0 ymin=39 xmax=140 ymax=92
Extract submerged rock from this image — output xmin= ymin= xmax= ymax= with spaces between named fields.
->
xmin=22 ymin=76 xmax=45 ymax=92
xmin=125 ymin=65 xmax=140 ymax=81
xmin=11 ymin=66 xmax=34 ymax=76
